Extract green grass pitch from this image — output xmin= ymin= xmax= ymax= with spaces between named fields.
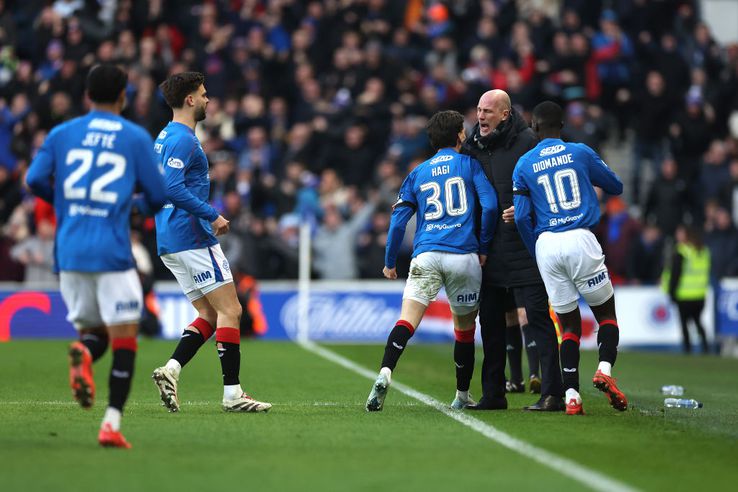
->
xmin=1 ymin=340 xmax=737 ymax=491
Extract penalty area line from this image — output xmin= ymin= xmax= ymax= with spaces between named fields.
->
xmin=299 ymin=340 xmax=639 ymax=492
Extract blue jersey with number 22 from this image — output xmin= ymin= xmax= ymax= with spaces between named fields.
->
xmin=26 ymin=110 xmax=167 ymax=272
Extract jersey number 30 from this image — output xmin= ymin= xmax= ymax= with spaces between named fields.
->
xmin=536 ymin=169 xmax=581 ymax=213
xmin=420 ymin=177 xmax=468 ymax=220
xmin=64 ymin=149 xmax=126 ymax=204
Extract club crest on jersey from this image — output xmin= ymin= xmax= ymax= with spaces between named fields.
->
xmin=222 ymin=260 xmax=230 ymax=273
xmin=167 ymin=157 xmax=184 ymax=168
xmin=539 ymin=144 xmax=565 ymax=157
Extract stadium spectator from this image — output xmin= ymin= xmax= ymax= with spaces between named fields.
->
xmin=10 ymin=217 xmax=55 ymax=284
xmin=627 ymin=222 xmax=665 ymax=285
xmin=595 ymin=197 xmax=641 ymax=284
xmin=313 ymin=192 xmax=376 ymax=280
xmin=643 ymin=157 xmax=689 ymax=241
xmin=630 ymin=71 xmax=671 ymax=205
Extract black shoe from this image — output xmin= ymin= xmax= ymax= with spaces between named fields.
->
xmin=505 ymin=381 xmax=525 ymax=393
xmin=466 ymin=396 xmax=508 ymax=410
xmin=523 ymin=395 xmax=565 ymax=412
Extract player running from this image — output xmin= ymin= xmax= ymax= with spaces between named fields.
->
xmin=26 ymin=64 xmax=167 ymax=448
xmin=151 ymin=72 xmax=271 ymax=413
xmin=366 ymin=110 xmax=498 ymax=412
xmin=512 ymin=101 xmax=627 ymax=415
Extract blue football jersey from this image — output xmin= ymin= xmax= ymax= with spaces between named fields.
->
xmin=154 ymin=122 xmax=220 ymax=255
xmin=385 ymin=148 xmax=498 ymax=267
xmin=26 ymin=110 xmax=167 ymax=272
xmin=512 ymin=137 xmax=623 ymax=256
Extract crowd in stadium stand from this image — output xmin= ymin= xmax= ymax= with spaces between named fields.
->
xmin=1 ymin=0 xmax=738 ymax=287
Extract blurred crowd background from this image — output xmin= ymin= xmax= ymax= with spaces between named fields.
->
xmin=2 ymin=0 xmax=738 ymax=291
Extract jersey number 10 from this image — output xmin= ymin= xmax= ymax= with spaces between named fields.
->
xmin=64 ymin=148 xmax=126 ymax=204
xmin=536 ymin=168 xmax=581 ymax=213
xmin=420 ymin=177 xmax=468 ymax=220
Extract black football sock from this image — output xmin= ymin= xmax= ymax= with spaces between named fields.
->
xmin=108 ymin=338 xmax=137 ymax=411
xmin=506 ymin=323 xmax=523 ymax=384
xmin=171 ymin=318 xmax=214 ymax=367
xmin=81 ymin=331 xmax=108 ymax=362
xmin=380 ymin=321 xmax=415 ymax=371
xmin=597 ymin=320 xmax=619 ymax=366
xmin=216 ymin=327 xmax=241 ymax=385
xmin=521 ymin=324 xmax=540 ymax=377
xmin=453 ymin=329 xmax=475 ymax=392
xmin=560 ymin=333 xmax=580 ymax=392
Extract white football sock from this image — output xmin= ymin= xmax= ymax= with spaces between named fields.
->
xmin=597 ymin=361 xmax=612 ymax=376
xmin=223 ymin=384 xmax=242 ymax=400
xmin=379 ymin=367 xmax=392 ymax=383
xmin=102 ymin=407 xmax=122 ymax=431
xmin=455 ymin=390 xmax=469 ymax=401
xmin=165 ymin=359 xmax=181 ymax=377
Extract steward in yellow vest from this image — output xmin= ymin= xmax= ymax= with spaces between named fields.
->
xmin=662 ymin=243 xmax=710 ymax=301
xmin=661 ymin=226 xmax=711 ymax=353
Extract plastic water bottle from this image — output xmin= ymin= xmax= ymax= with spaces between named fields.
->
xmin=664 ymin=398 xmax=703 ymax=409
xmin=661 ymin=385 xmax=684 ymax=396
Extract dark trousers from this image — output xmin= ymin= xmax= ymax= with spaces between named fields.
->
xmin=479 ymin=284 xmax=563 ymax=398
xmin=676 ymin=299 xmax=708 ymax=353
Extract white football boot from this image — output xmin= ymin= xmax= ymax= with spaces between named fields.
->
xmin=222 ymin=393 xmax=272 ymax=412
xmin=365 ymin=371 xmax=391 ymax=412
xmin=450 ymin=391 xmax=477 ymax=410
xmin=152 ymin=366 xmax=180 ymax=412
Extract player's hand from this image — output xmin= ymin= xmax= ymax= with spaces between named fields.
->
xmin=479 ymin=254 xmax=487 ymax=266
xmin=383 ymin=266 xmax=397 ymax=280
xmin=502 ymin=205 xmax=515 ymax=223
xmin=211 ymin=215 xmax=230 ymax=236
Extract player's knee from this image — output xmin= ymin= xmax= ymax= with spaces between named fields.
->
xmin=220 ymin=301 xmax=242 ymax=321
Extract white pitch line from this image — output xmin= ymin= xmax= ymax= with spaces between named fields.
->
xmin=300 ymin=340 xmax=639 ymax=492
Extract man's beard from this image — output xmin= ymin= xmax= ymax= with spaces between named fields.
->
xmin=195 ymin=105 xmax=207 ymax=122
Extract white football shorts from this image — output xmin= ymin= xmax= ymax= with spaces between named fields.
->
xmin=60 ymin=269 xmax=143 ymax=330
xmin=535 ymin=228 xmax=614 ymax=313
xmin=160 ymin=244 xmax=234 ymax=302
xmin=403 ymin=251 xmax=482 ymax=315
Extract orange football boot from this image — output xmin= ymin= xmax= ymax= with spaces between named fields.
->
xmin=592 ymin=370 xmax=628 ymax=411
xmin=68 ymin=342 xmax=94 ymax=409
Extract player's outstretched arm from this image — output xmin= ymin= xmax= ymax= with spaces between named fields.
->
xmin=472 ymin=159 xmax=498 ymax=255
